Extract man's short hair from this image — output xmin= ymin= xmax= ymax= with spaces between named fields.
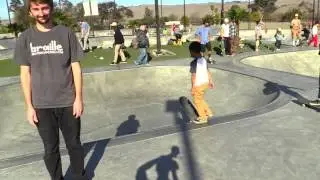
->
xmin=27 ymin=0 xmax=54 ymax=11
xmin=189 ymin=41 xmax=201 ymax=53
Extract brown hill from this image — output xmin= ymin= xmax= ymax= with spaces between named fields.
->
xmin=127 ymin=0 xmax=315 ymax=21
xmin=127 ymin=2 xmax=248 ymax=20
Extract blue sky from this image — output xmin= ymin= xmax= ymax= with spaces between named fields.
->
xmin=0 ymin=0 xmax=248 ymax=20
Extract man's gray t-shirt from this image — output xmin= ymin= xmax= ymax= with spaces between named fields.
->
xmin=13 ymin=25 xmax=84 ymax=108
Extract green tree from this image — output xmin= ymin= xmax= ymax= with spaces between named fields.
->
xmin=180 ymin=16 xmax=190 ymax=26
xmin=160 ymin=16 xmax=170 ymax=25
xmin=72 ymin=3 xmax=84 ymax=22
xmin=98 ymin=2 xmax=133 ymax=25
xmin=189 ymin=13 xmax=201 ymax=24
xmin=128 ymin=19 xmax=142 ymax=28
xmin=202 ymin=14 xmax=215 ymax=25
xmin=251 ymin=0 xmax=277 ymax=13
xmin=168 ymin=14 xmax=178 ymax=21
xmin=142 ymin=7 xmax=154 ymax=25
xmin=53 ymin=9 xmax=78 ymax=30
xmin=210 ymin=5 xmax=221 ymax=25
xmin=56 ymin=0 xmax=73 ymax=13
xmin=9 ymin=0 xmax=23 ymax=12
xmin=281 ymin=8 xmax=307 ymax=22
xmin=144 ymin=7 xmax=153 ymax=17
xmin=249 ymin=11 xmax=262 ymax=22
xmin=227 ymin=5 xmax=249 ymax=35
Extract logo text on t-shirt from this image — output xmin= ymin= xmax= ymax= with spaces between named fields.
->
xmin=30 ymin=40 xmax=64 ymax=56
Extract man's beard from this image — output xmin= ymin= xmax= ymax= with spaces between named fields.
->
xmin=35 ymin=16 xmax=50 ymax=25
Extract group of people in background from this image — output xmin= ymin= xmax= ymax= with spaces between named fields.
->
xmin=290 ymin=13 xmax=319 ymax=48
xmin=194 ymin=18 xmax=239 ymax=65
xmin=79 ymin=20 xmax=151 ymax=66
xmin=78 ymin=13 xmax=319 ymax=67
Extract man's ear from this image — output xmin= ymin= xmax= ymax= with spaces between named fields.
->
xmin=29 ymin=10 xmax=32 ymax=16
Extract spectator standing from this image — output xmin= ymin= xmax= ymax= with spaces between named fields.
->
xmin=110 ymin=22 xmax=127 ymax=65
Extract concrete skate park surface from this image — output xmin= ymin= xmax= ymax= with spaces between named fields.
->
xmin=0 ymin=66 xmax=280 ymax=161
xmin=0 ymin=48 xmax=319 ymax=179
xmin=242 ymin=50 xmax=320 ymax=77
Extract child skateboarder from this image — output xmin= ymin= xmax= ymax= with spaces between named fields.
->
xmin=274 ymin=28 xmax=285 ymax=51
xmin=189 ymin=41 xmax=214 ymax=124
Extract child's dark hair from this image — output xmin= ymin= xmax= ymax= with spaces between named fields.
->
xmin=189 ymin=41 xmax=201 ymax=53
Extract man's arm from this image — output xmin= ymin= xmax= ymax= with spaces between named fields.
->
xmin=195 ymin=29 xmax=201 ymax=42
xmin=172 ymin=169 xmax=178 ymax=180
xmin=20 ymin=66 xmax=32 ymax=108
xmin=20 ymin=65 xmax=38 ymax=126
xmin=71 ymin=62 xmax=83 ymax=101
xmin=71 ymin=62 xmax=83 ymax=118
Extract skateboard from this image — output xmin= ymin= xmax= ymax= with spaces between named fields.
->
xmin=293 ymin=99 xmax=320 ymax=111
xmin=179 ymin=96 xmax=199 ymax=122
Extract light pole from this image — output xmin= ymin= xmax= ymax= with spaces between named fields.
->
xmin=313 ymin=0 xmax=316 ymax=25
xmin=5 ymin=0 xmax=11 ymax=25
xmin=221 ymin=0 xmax=224 ymax=24
xmin=161 ymin=0 xmax=163 ymax=18
xmin=155 ymin=0 xmax=161 ymax=54
xmin=248 ymin=0 xmax=251 ymax=30
xmin=183 ymin=0 xmax=186 ymax=30
xmin=114 ymin=0 xmax=116 ymax=21
xmin=317 ymin=0 xmax=319 ymax=21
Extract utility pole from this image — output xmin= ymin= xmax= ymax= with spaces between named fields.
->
xmin=221 ymin=0 xmax=224 ymax=24
xmin=155 ymin=0 xmax=161 ymax=54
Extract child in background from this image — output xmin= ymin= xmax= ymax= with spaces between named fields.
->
xmin=274 ymin=28 xmax=285 ymax=51
xmin=308 ymin=21 xmax=319 ymax=47
xmin=189 ymin=41 xmax=214 ymax=124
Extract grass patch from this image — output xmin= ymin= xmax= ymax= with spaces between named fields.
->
xmin=0 ymin=44 xmax=191 ymax=77
xmin=0 ymin=40 xmax=276 ymax=78
xmin=239 ymin=40 xmax=276 ymax=53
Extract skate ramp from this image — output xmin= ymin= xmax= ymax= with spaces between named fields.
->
xmin=0 ymin=66 xmax=280 ymax=160
xmin=242 ymin=50 xmax=320 ymax=77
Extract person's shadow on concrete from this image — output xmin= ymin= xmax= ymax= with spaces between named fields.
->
xmin=263 ymin=82 xmax=319 ymax=111
xmin=115 ymin=114 xmax=140 ymax=137
xmin=136 ymin=146 xmax=180 ymax=180
xmin=64 ymin=115 xmax=141 ymax=179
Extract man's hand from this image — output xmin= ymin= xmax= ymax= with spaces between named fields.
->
xmin=27 ymin=106 xmax=38 ymax=127
xmin=209 ymin=81 xmax=214 ymax=89
xmin=191 ymin=87 xmax=196 ymax=96
xmin=73 ymin=98 xmax=83 ymax=118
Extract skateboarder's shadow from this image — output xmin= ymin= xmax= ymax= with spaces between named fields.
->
xmin=135 ymin=146 xmax=180 ymax=180
xmin=263 ymin=82 xmax=318 ymax=111
xmin=165 ymin=100 xmax=191 ymax=125
xmin=64 ymin=115 xmax=141 ymax=179
xmin=115 ymin=114 xmax=141 ymax=137
xmin=263 ymin=82 xmax=306 ymax=100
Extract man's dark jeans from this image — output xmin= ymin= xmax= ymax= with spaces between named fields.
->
xmin=35 ymin=107 xmax=87 ymax=180
xmin=275 ymin=40 xmax=282 ymax=49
